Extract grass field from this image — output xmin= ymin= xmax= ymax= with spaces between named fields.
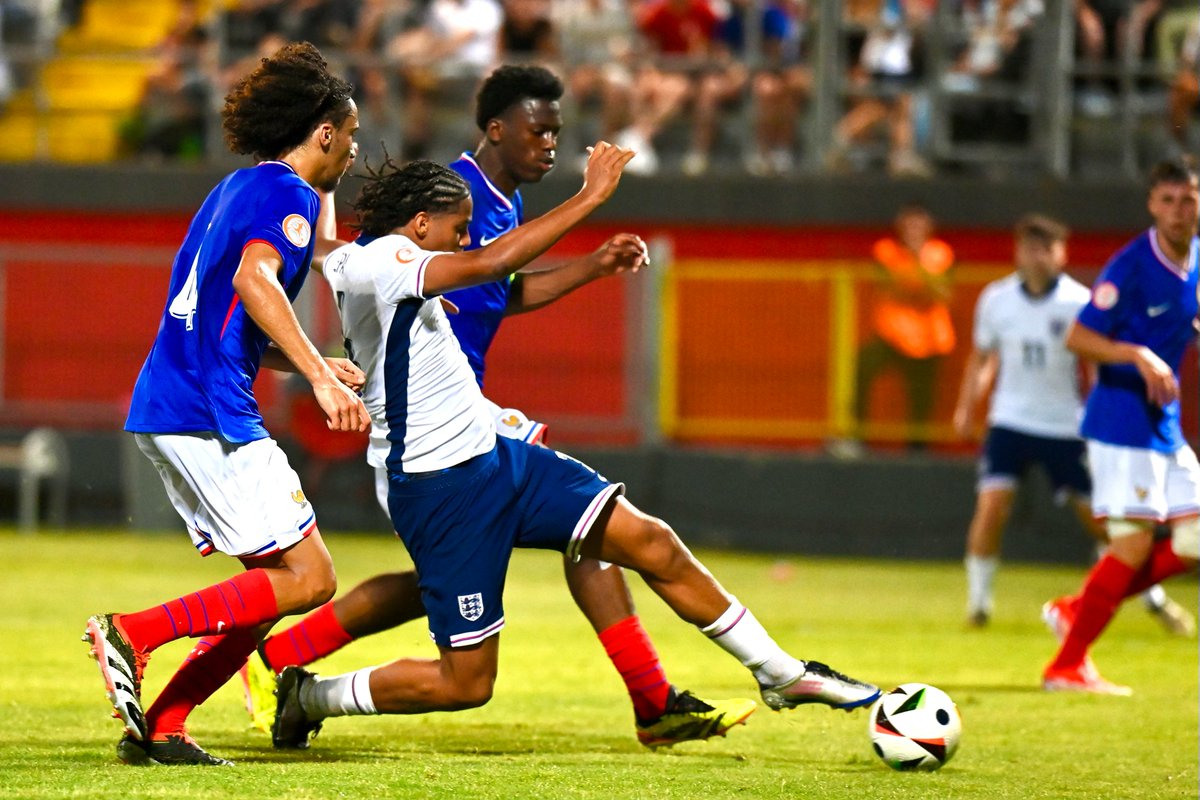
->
xmin=0 ymin=530 xmax=1195 ymax=800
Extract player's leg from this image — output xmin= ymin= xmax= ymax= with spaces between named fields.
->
xmin=84 ymin=433 xmax=336 ymax=747
xmin=273 ymin=638 xmax=501 ymax=748
xmin=964 ymin=487 xmax=1015 ymax=626
xmin=964 ymin=427 xmax=1024 ymax=626
xmin=563 ymin=556 xmax=756 ymax=747
xmin=243 ymin=467 xmax=428 ymax=730
xmin=579 ymin=496 xmax=880 ymax=712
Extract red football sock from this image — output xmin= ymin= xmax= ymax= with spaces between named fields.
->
xmin=1051 ymin=555 xmax=1135 ymax=670
xmin=598 ymin=616 xmax=671 ymax=721
xmin=1123 ymin=539 xmax=1191 ymax=597
xmin=260 ymin=602 xmax=353 ymax=671
xmin=144 ymin=629 xmax=258 ymax=738
xmin=117 ymin=569 xmax=279 ymax=654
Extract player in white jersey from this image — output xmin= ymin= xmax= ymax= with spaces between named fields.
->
xmin=953 ymin=215 xmax=1194 ymax=633
xmin=269 ymin=152 xmax=881 ymax=750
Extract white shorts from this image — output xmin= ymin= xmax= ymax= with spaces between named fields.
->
xmin=1087 ymin=440 xmax=1200 ymax=523
xmin=493 ymin=406 xmax=547 ymax=445
xmin=135 ymin=432 xmax=317 ymax=559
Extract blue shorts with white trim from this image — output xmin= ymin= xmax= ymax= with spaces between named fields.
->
xmin=387 ymin=436 xmax=624 ymax=648
xmin=979 ymin=425 xmax=1091 ymax=497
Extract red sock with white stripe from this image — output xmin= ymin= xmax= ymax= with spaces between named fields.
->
xmin=116 ymin=569 xmax=279 ymax=654
xmin=143 ymin=629 xmax=259 ymax=737
xmin=597 ymin=616 xmax=671 ymax=721
xmin=700 ymin=600 xmax=804 ymax=687
xmin=1050 ymin=555 xmax=1135 ymax=670
xmin=260 ymin=602 xmax=354 ymax=671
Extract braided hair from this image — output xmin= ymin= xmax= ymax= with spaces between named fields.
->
xmin=474 ymin=64 xmax=563 ymax=132
xmin=223 ymin=41 xmax=354 ymax=161
xmin=352 ymin=157 xmax=470 ymax=237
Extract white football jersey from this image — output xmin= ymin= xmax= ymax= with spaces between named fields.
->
xmin=973 ymin=273 xmax=1092 ymax=439
xmin=323 ymin=234 xmax=495 ymax=474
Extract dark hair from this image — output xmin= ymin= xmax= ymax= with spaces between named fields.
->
xmin=474 ymin=64 xmax=564 ymax=132
xmin=351 ymin=158 xmax=471 ymax=237
xmin=1148 ymin=156 xmax=1199 ymax=191
xmin=222 ymin=41 xmax=354 ymax=161
xmin=1014 ymin=213 xmax=1069 ymax=245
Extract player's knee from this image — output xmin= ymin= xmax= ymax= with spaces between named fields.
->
xmin=442 ymin=673 xmax=495 ymax=710
xmin=631 ymin=516 xmax=688 ymax=577
xmin=1170 ymin=516 xmax=1200 ymax=561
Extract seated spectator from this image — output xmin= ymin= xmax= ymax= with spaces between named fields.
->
xmin=734 ymin=0 xmax=811 ymax=176
xmin=500 ymin=0 xmax=558 ymax=61
xmin=387 ymin=0 xmax=504 ymax=160
xmin=1073 ymin=0 xmax=1124 ymax=116
xmin=1126 ymin=0 xmax=1200 ymax=78
xmin=119 ymin=2 xmax=210 ymax=161
xmin=1166 ymin=18 xmax=1199 ymax=150
xmin=827 ymin=0 xmax=931 ymax=178
xmin=553 ymin=0 xmax=640 ymax=158
xmin=611 ymin=0 xmax=720 ymax=176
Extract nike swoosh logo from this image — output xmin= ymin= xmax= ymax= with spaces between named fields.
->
xmin=217 ymin=620 xmax=226 ymax=632
xmin=1147 ymin=304 xmax=1170 ymax=317
xmin=478 ymin=235 xmax=499 ymax=246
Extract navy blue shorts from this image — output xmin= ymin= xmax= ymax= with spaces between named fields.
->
xmin=387 ymin=436 xmax=624 ymax=648
xmin=979 ymin=426 xmax=1091 ymax=497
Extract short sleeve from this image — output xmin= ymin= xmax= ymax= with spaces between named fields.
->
xmin=973 ymin=284 xmax=999 ymax=352
xmin=245 ymin=183 xmax=318 ymax=272
xmin=371 ymin=239 xmax=446 ymax=304
xmin=1076 ymin=258 xmax=1130 ymax=336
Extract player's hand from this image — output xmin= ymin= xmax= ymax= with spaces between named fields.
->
xmin=314 ymin=381 xmax=370 ymax=432
xmin=326 ymin=357 xmax=366 ymax=393
xmin=581 ymin=141 xmax=636 ymax=203
xmin=1133 ymin=346 xmax=1178 ymax=407
xmin=591 ymin=233 xmax=650 ymax=277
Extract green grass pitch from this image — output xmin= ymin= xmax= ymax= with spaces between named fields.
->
xmin=0 ymin=530 xmax=1195 ymax=799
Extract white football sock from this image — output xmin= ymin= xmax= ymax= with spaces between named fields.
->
xmin=965 ymin=554 xmax=998 ymax=614
xmin=299 ymin=667 xmax=378 ymax=718
xmin=700 ymin=600 xmax=805 ymax=687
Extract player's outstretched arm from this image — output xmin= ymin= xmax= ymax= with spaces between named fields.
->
xmin=423 ymin=141 xmax=635 ymax=296
xmin=506 ymin=233 xmax=650 ymax=316
xmin=233 ymin=243 xmax=370 ymax=431
xmin=1065 ymin=320 xmax=1178 ymax=407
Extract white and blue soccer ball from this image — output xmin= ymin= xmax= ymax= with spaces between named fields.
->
xmin=868 ymin=683 xmax=962 ymax=771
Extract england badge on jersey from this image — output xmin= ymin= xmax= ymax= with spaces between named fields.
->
xmin=458 ymin=593 xmax=484 ymax=622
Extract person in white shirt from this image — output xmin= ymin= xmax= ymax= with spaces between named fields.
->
xmin=953 ymin=214 xmax=1194 ymax=634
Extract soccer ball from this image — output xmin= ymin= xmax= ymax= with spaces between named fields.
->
xmin=868 ymin=683 xmax=962 ymax=771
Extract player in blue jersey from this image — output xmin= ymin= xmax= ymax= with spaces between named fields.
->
xmin=268 ymin=154 xmax=880 ymax=751
xmin=82 ymin=43 xmax=370 ymax=766
xmin=244 ymin=65 xmax=755 ymax=748
xmin=1043 ymin=158 xmax=1200 ymax=695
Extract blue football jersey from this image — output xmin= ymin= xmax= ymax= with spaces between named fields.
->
xmin=125 ymin=161 xmax=320 ymax=443
xmin=1076 ymin=229 xmax=1199 ymax=453
xmin=445 ymin=152 xmax=524 ymax=387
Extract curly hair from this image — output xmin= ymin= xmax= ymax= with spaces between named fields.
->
xmin=351 ymin=158 xmax=471 ymax=237
xmin=222 ymin=41 xmax=354 ymax=161
xmin=474 ymin=64 xmax=563 ymax=132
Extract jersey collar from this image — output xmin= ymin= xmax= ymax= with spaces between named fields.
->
xmin=458 ymin=152 xmax=514 ymax=212
xmin=1148 ymin=227 xmax=1198 ymax=279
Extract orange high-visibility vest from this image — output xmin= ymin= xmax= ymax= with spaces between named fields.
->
xmin=870 ymin=237 xmax=956 ymax=359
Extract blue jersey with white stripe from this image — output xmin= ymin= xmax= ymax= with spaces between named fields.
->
xmin=125 ymin=161 xmax=319 ymax=443
xmin=446 ymin=152 xmax=524 ymax=386
xmin=1076 ymin=229 xmax=1199 ymax=453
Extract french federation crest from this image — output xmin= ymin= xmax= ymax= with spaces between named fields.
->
xmin=458 ymin=593 xmax=484 ymax=622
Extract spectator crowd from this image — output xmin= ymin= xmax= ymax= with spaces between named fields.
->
xmin=1 ymin=0 xmax=1197 ymax=175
